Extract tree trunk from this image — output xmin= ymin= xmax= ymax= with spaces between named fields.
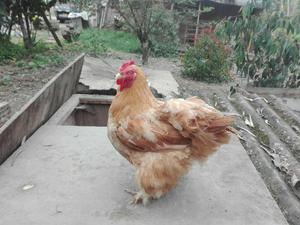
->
xmin=194 ymin=2 xmax=201 ymax=45
xmin=79 ymin=0 xmax=84 ymax=11
xmin=102 ymin=4 xmax=109 ymax=28
xmin=141 ymin=39 xmax=150 ymax=65
xmin=18 ymin=12 xmax=32 ymax=49
xmin=41 ymin=11 xmax=63 ymax=47
xmin=23 ymin=10 xmax=33 ymax=45
xmin=8 ymin=12 xmax=15 ymax=39
xmin=96 ymin=3 xmax=101 ymax=28
xmin=171 ymin=3 xmax=174 ymax=11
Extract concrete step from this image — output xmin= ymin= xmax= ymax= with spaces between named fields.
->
xmin=79 ymin=56 xmax=180 ymax=97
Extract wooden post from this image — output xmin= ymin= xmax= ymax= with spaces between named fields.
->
xmin=96 ymin=3 xmax=101 ymax=28
xmin=100 ymin=8 xmax=104 ymax=29
xmin=194 ymin=1 xmax=201 ymax=45
xmin=103 ymin=4 xmax=109 ymax=27
xmin=171 ymin=1 xmax=174 ymax=11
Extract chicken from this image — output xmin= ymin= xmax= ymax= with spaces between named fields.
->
xmin=107 ymin=60 xmax=234 ymax=205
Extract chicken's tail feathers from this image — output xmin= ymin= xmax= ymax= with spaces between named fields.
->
xmin=226 ymin=126 xmax=238 ymax=134
xmin=207 ymin=116 xmax=234 ymax=133
xmin=191 ymin=115 xmax=234 ymax=159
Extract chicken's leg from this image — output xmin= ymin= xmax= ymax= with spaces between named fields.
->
xmin=124 ymin=189 xmax=150 ymax=205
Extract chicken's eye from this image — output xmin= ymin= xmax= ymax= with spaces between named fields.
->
xmin=126 ymin=70 xmax=134 ymax=76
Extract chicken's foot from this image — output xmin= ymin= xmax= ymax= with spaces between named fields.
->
xmin=124 ymin=189 xmax=150 ymax=205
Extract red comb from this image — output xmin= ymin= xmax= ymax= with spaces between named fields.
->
xmin=119 ymin=60 xmax=135 ymax=73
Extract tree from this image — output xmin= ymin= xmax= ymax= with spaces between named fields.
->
xmin=113 ymin=0 xmax=164 ymax=64
xmin=1 ymin=0 xmax=62 ymax=49
xmin=218 ymin=0 xmax=300 ymax=87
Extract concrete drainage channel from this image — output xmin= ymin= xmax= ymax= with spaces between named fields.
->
xmin=196 ymin=88 xmax=300 ymax=225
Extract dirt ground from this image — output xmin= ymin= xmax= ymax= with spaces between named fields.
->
xmin=0 ymin=52 xmax=77 ymax=115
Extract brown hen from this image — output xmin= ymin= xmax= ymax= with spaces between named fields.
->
xmin=107 ymin=61 xmax=234 ymax=205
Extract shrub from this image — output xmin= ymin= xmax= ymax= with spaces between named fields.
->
xmin=0 ymin=40 xmax=25 ymax=64
xmin=182 ymin=35 xmax=231 ymax=83
xmin=0 ymin=40 xmax=65 ymax=68
xmin=149 ymin=9 xmax=180 ymax=57
xmin=217 ymin=2 xmax=300 ymax=88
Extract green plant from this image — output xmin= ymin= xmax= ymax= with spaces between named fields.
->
xmin=66 ymin=28 xmax=140 ymax=56
xmin=113 ymin=0 xmax=171 ymax=64
xmin=1 ymin=40 xmax=65 ymax=68
xmin=182 ymin=35 xmax=231 ymax=83
xmin=0 ymin=75 xmax=12 ymax=86
xmin=218 ymin=1 xmax=300 ymax=88
xmin=3 ymin=0 xmax=62 ymax=49
xmin=149 ymin=9 xmax=180 ymax=57
xmin=0 ymin=40 xmax=25 ymax=63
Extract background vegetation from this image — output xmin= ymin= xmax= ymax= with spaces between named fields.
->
xmin=1 ymin=0 xmax=300 ymax=87
xmin=216 ymin=0 xmax=300 ymax=88
xmin=66 ymin=29 xmax=140 ymax=56
xmin=182 ymin=35 xmax=231 ymax=83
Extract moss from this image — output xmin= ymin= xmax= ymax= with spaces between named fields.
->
xmin=212 ymin=93 xmax=228 ymax=112
xmin=269 ymin=103 xmax=299 ymax=129
xmin=250 ymin=124 xmax=270 ymax=146
xmin=230 ymin=97 xmax=270 ymax=146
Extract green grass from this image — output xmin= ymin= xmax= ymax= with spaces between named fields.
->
xmin=66 ymin=28 xmax=141 ymax=56
xmin=0 ymin=40 xmax=26 ymax=63
xmin=0 ymin=28 xmax=140 ymax=70
xmin=0 ymin=40 xmax=65 ymax=69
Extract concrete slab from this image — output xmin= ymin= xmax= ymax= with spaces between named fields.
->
xmin=280 ymin=97 xmax=300 ymax=115
xmin=143 ymin=67 xmax=180 ymax=97
xmin=80 ymin=56 xmax=116 ymax=91
xmin=80 ymin=56 xmax=179 ymax=97
xmin=0 ymin=125 xmax=288 ymax=225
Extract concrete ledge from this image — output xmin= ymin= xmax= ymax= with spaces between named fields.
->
xmin=246 ymin=86 xmax=300 ymax=97
xmin=0 ymin=54 xmax=85 ymax=164
xmin=47 ymin=94 xmax=113 ymax=126
xmin=0 ymin=102 xmax=11 ymax=127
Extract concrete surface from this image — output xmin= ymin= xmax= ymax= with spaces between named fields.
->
xmin=280 ymin=97 xmax=300 ymax=115
xmin=0 ymin=125 xmax=288 ymax=225
xmin=0 ymin=102 xmax=11 ymax=127
xmin=80 ymin=56 xmax=116 ymax=91
xmin=80 ymin=56 xmax=179 ymax=97
xmin=143 ymin=67 xmax=180 ymax=97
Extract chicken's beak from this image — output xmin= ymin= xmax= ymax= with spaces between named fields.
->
xmin=115 ymin=73 xmax=122 ymax=80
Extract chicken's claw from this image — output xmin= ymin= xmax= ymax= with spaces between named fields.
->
xmin=124 ymin=189 xmax=137 ymax=196
xmin=124 ymin=189 xmax=149 ymax=205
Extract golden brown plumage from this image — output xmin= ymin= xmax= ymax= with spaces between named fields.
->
xmin=107 ymin=61 xmax=233 ymax=204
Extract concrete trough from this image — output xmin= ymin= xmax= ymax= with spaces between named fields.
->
xmin=47 ymin=94 xmax=113 ymax=126
xmin=0 ymin=54 xmax=85 ymax=164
